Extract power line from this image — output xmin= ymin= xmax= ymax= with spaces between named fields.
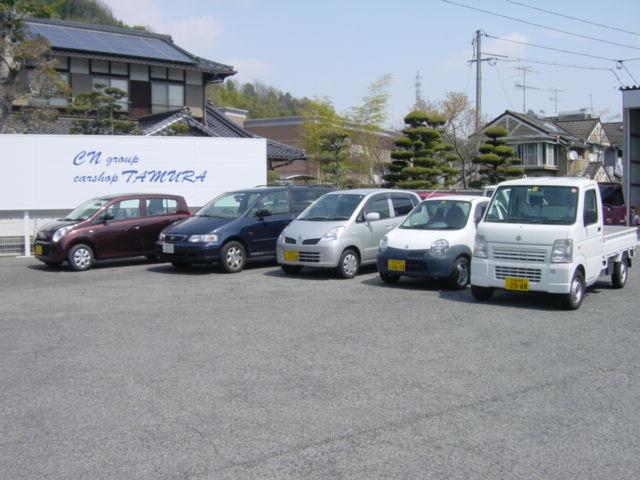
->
xmin=619 ymin=62 xmax=639 ymax=84
xmin=484 ymin=33 xmax=619 ymax=62
xmin=442 ymin=0 xmax=640 ymax=51
xmin=505 ymin=0 xmax=640 ymax=37
xmin=492 ymin=62 xmax=513 ymax=108
xmin=483 ymin=53 xmax=613 ymax=71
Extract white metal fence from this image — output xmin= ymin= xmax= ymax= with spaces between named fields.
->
xmin=0 ymin=236 xmax=31 ymax=256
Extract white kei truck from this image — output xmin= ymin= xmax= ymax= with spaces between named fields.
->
xmin=470 ymin=177 xmax=637 ymax=310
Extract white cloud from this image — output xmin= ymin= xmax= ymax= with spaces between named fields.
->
xmin=442 ymin=32 xmax=528 ymax=70
xmin=104 ymin=0 xmax=224 ymax=56
xmin=224 ymin=58 xmax=271 ymax=81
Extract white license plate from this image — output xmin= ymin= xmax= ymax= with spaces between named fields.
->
xmin=162 ymin=243 xmax=174 ymax=254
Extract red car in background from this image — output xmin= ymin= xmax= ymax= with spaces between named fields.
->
xmin=33 ymin=193 xmax=190 ymax=271
xmin=598 ymin=182 xmax=627 ymax=226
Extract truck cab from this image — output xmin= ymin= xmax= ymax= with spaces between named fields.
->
xmin=470 ymin=177 xmax=636 ymax=310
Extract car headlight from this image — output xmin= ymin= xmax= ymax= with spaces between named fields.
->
xmin=474 ymin=234 xmax=488 ymax=258
xmin=159 ymin=232 xmax=166 ymax=241
xmin=379 ymin=235 xmax=389 ymax=253
xmin=52 ymin=225 xmax=74 ymax=242
xmin=188 ymin=234 xmax=218 ymax=243
xmin=321 ymin=226 xmax=345 ymax=241
xmin=430 ymin=239 xmax=449 ymax=257
xmin=551 ymin=239 xmax=572 ymax=263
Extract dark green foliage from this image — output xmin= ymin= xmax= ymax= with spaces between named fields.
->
xmin=385 ymin=108 xmax=459 ymax=189
xmin=33 ymin=0 xmax=150 ymax=30
xmin=207 ymin=80 xmax=308 ymax=119
xmin=473 ymin=127 xmax=524 ymax=184
xmin=69 ymin=83 xmax=137 ymax=135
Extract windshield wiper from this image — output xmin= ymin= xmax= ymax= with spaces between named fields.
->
xmin=302 ymin=216 xmax=329 ymax=221
xmin=196 ymin=214 xmax=225 ymax=218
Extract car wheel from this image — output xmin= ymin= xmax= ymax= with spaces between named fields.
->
xmin=171 ymin=261 xmax=191 ymax=269
xmin=379 ymin=272 xmax=400 ymax=284
xmin=67 ymin=244 xmax=94 ymax=271
xmin=221 ymin=241 xmax=246 ymax=273
xmin=612 ymin=258 xmax=628 ymax=289
xmin=563 ymin=269 xmax=585 ymax=310
xmin=446 ymin=256 xmax=470 ymax=290
xmin=44 ymin=261 xmax=62 ymax=268
xmin=471 ymin=285 xmax=493 ymax=301
xmin=336 ymin=249 xmax=359 ymax=279
xmin=281 ymin=265 xmax=303 ymax=275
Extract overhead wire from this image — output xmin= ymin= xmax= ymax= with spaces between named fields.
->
xmin=482 ymin=52 xmax=613 ymax=71
xmin=442 ymin=0 xmax=640 ymax=51
xmin=492 ymin=62 xmax=514 ymax=108
xmin=505 ymin=0 xmax=640 ymax=37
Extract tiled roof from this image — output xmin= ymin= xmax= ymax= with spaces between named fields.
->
xmin=602 ymin=122 xmax=623 ymax=147
xmin=138 ymin=108 xmax=219 ymax=136
xmin=553 ymin=118 xmax=599 ymax=141
xmin=25 ymin=17 xmax=235 ymax=78
xmin=620 ymin=85 xmax=640 ymax=91
xmin=500 ymin=110 xmax=579 ymax=142
xmin=8 ymin=117 xmax=75 ymax=134
xmin=581 ymin=161 xmax=611 ymax=181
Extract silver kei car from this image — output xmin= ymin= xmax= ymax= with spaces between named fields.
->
xmin=276 ymin=189 xmax=420 ymax=278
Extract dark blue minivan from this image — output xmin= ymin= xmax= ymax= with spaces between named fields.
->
xmin=158 ymin=185 xmax=333 ymax=272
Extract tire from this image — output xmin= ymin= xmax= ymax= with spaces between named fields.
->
xmin=471 ymin=285 xmax=494 ymax=301
xmin=281 ymin=264 xmax=303 ymax=275
xmin=336 ymin=249 xmax=359 ymax=279
xmin=563 ymin=269 xmax=585 ymax=310
xmin=220 ymin=241 xmax=246 ymax=273
xmin=612 ymin=258 xmax=628 ymax=289
xmin=446 ymin=256 xmax=470 ymax=290
xmin=67 ymin=244 xmax=94 ymax=271
xmin=171 ymin=261 xmax=191 ymax=269
xmin=379 ymin=272 xmax=400 ymax=284
xmin=44 ymin=261 xmax=62 ymax=268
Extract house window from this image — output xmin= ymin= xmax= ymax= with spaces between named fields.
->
xmin=53 ymin=56 xmax=69 ymax=70
xmin=31 ymin=73 xmax=69 ymax=107
xmin=151 ymin=82 xmax=184 ymax=113
xmin=91 ymin=60 xmax=109 ymax=74
xmin=168 ymin=68 xmax=184 ymax=81
xmin=517 ymin=143 xmax=539 ymax=167
xmin=92 ymin=78 xmax=129 ymax=111
xmin=150 ymin=66 xmax=167 ymax=79
xmin=186 ymin=70 xmax=202 ymax=86
xmin=545 ymin=144 xmax=557 ymax=167
xmin=70 ymin=58 xmax=89 ymax=74
xmin=130 ymin=64 xmax=149 ymax=81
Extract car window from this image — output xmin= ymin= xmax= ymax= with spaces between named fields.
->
xmin=474 ymin=201 xmax=489 ymax=223
xmin=145 ymin=198 xmax=178 ymax=216
xmin=584 ymin=189 xmax=598 ymax=225
xmin=106 ymin=199 xmax=141 ymax=221
xmin=391 ymin=196 xmax=414 ymax=216
xmin=250 ymin=190 xmax=289 ymax=216
xmin=365 ymin=195 xmax=391 ymax=220
xmin=291 ymin=188 xmax=330 ymax=213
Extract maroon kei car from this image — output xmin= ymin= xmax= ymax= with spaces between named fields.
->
xmin=34 ymin=193 xmax=190 ymax=271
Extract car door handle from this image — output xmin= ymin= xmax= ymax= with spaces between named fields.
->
xmin=597 ymin=227 xmax=602 ymax=232
xmin=386 ymin=224 xmax=395 ymax=229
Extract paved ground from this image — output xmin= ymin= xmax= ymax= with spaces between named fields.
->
xmin=2 ymin=256 xmax=640 ymax=480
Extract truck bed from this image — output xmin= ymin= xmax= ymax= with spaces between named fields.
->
xmin=603 ymin=226 xmax=637 ymax=258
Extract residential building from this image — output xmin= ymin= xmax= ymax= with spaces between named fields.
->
xmin=622 ymin=86 xmax=640 ymax=212
xmin=476 ymin=109 xmax=621 ymax=181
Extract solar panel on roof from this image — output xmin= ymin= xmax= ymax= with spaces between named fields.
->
xmin=28 ymin=23 xmax=193 ymax=64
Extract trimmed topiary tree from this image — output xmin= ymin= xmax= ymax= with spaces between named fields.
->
xmin=383 ymin=110 xmax=459 ymax=189
xmin=472 ymin=127 xmax=524 ymax=185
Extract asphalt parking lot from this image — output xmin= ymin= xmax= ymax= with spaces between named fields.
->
xmin=2 ymin=256 xmax=640 ymax=480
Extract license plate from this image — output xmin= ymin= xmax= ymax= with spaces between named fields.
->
xmin=284 ymin=250 xmax=299 ymax=262
xmin=504 ymin=277 xmax=529 ymax=291
xmin=162 ymin=243 xmax=174 ymax=254
xmin=388 ymin=259 xmax=406 ymax=272
xmin=35 ymin=245 xmax=43 ymax=256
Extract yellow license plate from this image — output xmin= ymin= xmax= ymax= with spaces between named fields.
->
xmin=505 ymin=277 xmax=529 ymax=291
xmin=35 ymin=245 xmax=43 ymax=256
xmin=284 ymin=250 xmax=299 ymax=262
xmin=387 ymin=259 xmax=406 ymax=272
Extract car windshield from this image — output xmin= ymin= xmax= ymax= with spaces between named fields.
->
xmin=400 ymin=200 xmax=471 ymax=230
xmin=485 ymin=185 xmax=578 ymax=225
xmin=298 ymin=194 xmax=364 ymax=221
xmin=196 ymin=192 xmax=261 ymax=219
xmin=64 ymin=198 xmax=110 ymax=221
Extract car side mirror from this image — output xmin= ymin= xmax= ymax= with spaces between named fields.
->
xmin=102 ymin=212 xmax=115 ymax=223
xmin=255 ymin=208 xmax=272 ymax=220
xmin=365 ymin=212 xmax=380 ymax=222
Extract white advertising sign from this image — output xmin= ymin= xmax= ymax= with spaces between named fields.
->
xmin=0 ymin=135 xmax=267 ymax=210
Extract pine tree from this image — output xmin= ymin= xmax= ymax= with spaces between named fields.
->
xmin=473 ymin=127 xmax=524 ymax=185
xmin=384 ymin=110 xmax=459 ymax=189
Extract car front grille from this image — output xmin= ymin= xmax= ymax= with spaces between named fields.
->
xmin=299 ymin=251 xmax=321 ymax=263
xmin=492 ymin=247 xmax=546 ymax=263
xmin=494 ymin=265 xmax=542 ymax=283
xmin=406 ymin=249 xmax=427 ymax=260
xmin=165 ymin=234 xmax=187 ymax=243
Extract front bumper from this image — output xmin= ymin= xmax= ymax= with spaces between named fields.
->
xmin=471 ymin=258 xmax=575 ymax=294
xmin=377 ymin=246 xmax=460 ymax=279
xmin=157 ymin=241 xmax=222 ymax=264
xmin=33 ymin=240 xmax=65 ymax=262
xmin=276 ymin=241 xmax=343 ymax=268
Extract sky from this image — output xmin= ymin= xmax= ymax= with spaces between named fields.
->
xmin=104 ymin=0 xmax=640 ymax=128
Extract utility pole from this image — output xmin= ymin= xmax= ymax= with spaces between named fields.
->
xmin=414 ymin=71 xmax=426 ymax=111
xmin=512 ymin=65 xmax=538 ymax=112
xmin=475 ymin=29 xmax=482 ymax=130
xmin=548 ymin=88 xmax=564 ymax=115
